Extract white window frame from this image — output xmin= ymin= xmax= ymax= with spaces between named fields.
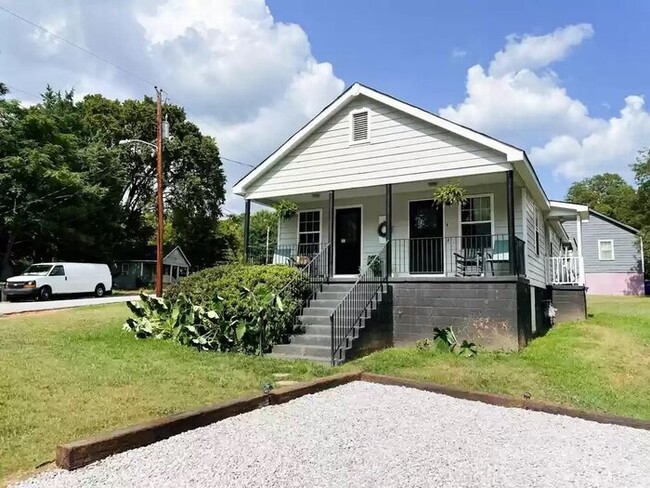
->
xmin=296 ymin=209 xmax=322 ymax=250
xmin=349 ymin=108 xmax=371 ymax=145
xmin=457 ymin=193 xmax=495 ymax=240
xmin=598 ymin=239 xmax=615 ymax=261
xmin=121 ymin=263 xmax=129 ymax=276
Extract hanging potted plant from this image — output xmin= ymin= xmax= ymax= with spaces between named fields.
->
xmin=432 ymin=182 xmax=467 ymax=206
xmin=273 ymin=199 xmax=298 ymax=253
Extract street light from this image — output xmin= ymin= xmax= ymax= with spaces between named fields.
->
xmin=118 ymin=89 xmax=169 ymax=297
xmin=118 ymin=139 xmax=157 ymax=150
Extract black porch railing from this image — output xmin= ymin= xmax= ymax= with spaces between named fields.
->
xmin=247 ymin=243 xmax=326 ymax=266
xmin=329 ymin=243 xmax=388 ymax=365
xmin=276 ymin=242 xmax=331 ymax=332
xmin=391 ymin=234 xmax=525 ymax=277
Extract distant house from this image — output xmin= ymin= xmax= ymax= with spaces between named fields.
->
xmin=563 ymin=210 xmax=644 ymax=295
xmin=113 ymin=246 xmax=191 ymax=289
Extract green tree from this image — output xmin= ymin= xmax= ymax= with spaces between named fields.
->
xmin=0 ymin=84 xmax=226 ymax=277
xmin=632 ymin=149 xmax=650 ymax=277
xmin=565 ymin=173 xmax=640 ymax=227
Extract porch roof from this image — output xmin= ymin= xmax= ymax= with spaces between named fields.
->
xmin=548 ymin=201 xmax=590 ymax=221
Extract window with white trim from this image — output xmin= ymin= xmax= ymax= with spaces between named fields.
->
xmin=460 ymin=195 xmax=492 ymax=248
xmin=298 ymin=210 xmax=321 ymax=255
xmin=121 ymin=263 xmax=129 ymax=276
xmin=598 ymin=240 xmax=615 ymax=260
xmin=350 ymin=110 xmax=369 ymax=143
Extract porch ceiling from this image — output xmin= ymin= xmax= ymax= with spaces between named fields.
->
xmin=255 ymin=172 xmax=510 ymax=205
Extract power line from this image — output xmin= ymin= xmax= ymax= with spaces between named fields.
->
xmin=222 ymin=156 xmax=254 ymax=168
xmin=0 ymin=5 xmax=156 ymax=88
xmin=4 ymin=84 xmax=40 ymax=99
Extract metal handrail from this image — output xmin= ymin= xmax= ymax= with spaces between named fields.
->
xmin=275 ymin=243 xmax=331 ymax=336
xmin=329 ymin=242 xmax=388 ymax=365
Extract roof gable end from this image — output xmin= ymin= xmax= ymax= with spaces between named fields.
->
xmin=233 ymin=83 xmax=526 ymax=196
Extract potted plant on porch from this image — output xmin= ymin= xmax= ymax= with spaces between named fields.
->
xmin=273 ymin=199 xmax=299 ymax=257
xmin=432 ymin=182 xmax=467 ymax=206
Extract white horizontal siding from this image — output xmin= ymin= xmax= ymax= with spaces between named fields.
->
xmin=277 ymin=180 xmax=526 ymax=275
xmin=526 ymin=196 xmax=547 ymax=288
xmin=247 ymin=96 xmax=509 ymax=199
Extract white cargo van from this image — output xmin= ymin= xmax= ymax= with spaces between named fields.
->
xmin=3 ymin=262 xmax=112 ymax=302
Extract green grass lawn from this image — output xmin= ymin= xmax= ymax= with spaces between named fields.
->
xmin=1 ymin=295 xmax=649 ymax=484
xmin=346 ymin=295 xmax=650 ymax=420
xmin=0 ymin=304 xmax=331 ymax=483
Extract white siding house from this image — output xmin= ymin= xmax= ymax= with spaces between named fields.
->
xmin=233 ymin=83 xmax=590 ymax=357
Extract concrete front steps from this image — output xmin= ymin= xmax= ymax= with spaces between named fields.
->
xmin=269 ymin=282 xmax=386 ymax=364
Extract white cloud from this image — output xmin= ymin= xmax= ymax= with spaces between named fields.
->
xmin=531 ymin=96 xmax=650 ymax=178
xmin=0 ymin=0 xmax=344 ymax=211
xmin=451 ymin=47 xmax=467 ymax=59
xmin=439 ymin=23 xmax=650 ymax=181
xmin=489 ymin=24 xmax=593 ymax=77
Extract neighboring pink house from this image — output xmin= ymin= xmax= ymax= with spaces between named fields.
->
xmin=563 ymin=210 xmax=645 ymax=295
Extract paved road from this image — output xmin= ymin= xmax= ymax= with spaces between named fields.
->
xmin=0 ymin=295 xmax=140 ymax=316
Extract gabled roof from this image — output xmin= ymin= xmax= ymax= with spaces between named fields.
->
xmin=142 ymin=245 xmax=192 ymax=267
xmin=234 ymin=83 xmax=549 ymax=204
xmin=588 ymin=209 xmax=639 ymax=234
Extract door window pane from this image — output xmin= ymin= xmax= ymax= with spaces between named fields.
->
xmin=50 ymin=265 xmax=65 ymax=276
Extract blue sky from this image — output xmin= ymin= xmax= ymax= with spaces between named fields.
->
xmin=269 ymin=0 xmax=649 ymax=119
xmin=267 ymin=0 xmax=650 ymax=198
xmin=2 ymin=0 xmax=649 ymax=211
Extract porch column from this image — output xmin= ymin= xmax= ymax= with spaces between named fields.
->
xmin=506 ymin=170 xmax=516 ymax=275
xmin=385 ymin=183 xmax=392 ymax=276
xmin=243 ymin=199 xmax=251 ymax=263
xmin=575 ymin=213 xmax=585 ymax=285
xmin=328 ymin=190 xmax=335 ymax=277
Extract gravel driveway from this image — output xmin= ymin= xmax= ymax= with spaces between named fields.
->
xmin=14 ymin=382 xmax=650 ymax=488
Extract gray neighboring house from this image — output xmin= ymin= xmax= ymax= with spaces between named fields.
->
xmin=113 ymin=246 xmax=191 ymax=289
xmin=563 ymin=210 xmax=644 ymax=295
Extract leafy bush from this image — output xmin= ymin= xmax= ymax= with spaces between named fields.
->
xmin=164 ymin=264 xmax=307 ymax=307
xmin=123 ymin=289 xmax=287 ymax=353
xmin=126 ymin=264 xmax=310 ymax=354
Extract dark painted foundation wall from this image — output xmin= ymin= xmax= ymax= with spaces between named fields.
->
xmin=391 ymin=278 xmax=532 ymax=350
xmin=385 ymin=279 xmax=587 ymax=351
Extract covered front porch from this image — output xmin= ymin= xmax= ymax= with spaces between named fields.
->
xmin=244 ymin=171 xmax=525 ymax=279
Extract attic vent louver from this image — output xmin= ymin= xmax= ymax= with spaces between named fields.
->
xmin=351 ymin=110 xmax=369 ymax=142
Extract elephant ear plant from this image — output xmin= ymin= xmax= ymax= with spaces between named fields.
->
xmin=415 ymin=326 xmax=478 ymax=357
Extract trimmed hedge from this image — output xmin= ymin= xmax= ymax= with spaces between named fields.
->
xmin=164 ymin=264 xmax=308 ymax=308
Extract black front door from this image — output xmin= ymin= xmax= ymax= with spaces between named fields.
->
xmin=409 ymin=200 xmax=444 ymax=273
xmin=335 ymin=207 xmax=362 ymax=274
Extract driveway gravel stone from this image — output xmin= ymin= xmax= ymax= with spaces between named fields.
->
xmin=13 ymin=382 xmax=650 ymax=488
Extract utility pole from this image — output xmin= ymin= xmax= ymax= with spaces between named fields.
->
xmin=155 ymin=87 xmax=164 ymax=297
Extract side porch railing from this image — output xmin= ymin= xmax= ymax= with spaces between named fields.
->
xmin=329 ymin=243 xmax=388 ymax=365
xmin=547 ymin=256 xmax=584 ymax=285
